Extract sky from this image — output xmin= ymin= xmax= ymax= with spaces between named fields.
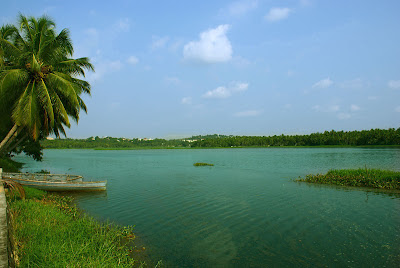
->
xmin=2 ymin=0 xmax=400 ymax=139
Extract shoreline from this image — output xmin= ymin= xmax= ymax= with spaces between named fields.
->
xmin=41 ymin=145 xmax=400 ymax=150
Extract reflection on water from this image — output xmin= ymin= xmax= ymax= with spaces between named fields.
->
xmin=15 ymin=148 xmax=400 ymax=267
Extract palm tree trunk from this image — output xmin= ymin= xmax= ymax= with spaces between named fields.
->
xmin=6 ymin=133 xmax=28 ymax=153
xmin=0 ymin=124 xmax=21 ymax=155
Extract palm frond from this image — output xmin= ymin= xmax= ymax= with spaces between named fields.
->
xmin=54 ymin=57 xmax=94 ymax=76
xmin=1 ymin=14 xmax=93 ymax=145
xmin=47 ymin=72 xmax=79 ymax=108
xmin=37 ymin=79 xmax=55 ymax=127
xmin=1 ymin=179 xmax=25 ymax=199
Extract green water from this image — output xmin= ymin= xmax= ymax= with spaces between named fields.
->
xmin=16 ymin=148 xmax=400 ymax=267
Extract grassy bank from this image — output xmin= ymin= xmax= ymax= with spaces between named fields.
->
xmin=8 ymin=187 xmax=148 ymax=267
xmin=297 ymin=168 xmax=400 ymax=190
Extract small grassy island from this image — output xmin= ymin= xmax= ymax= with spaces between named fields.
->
xmin=8 ymin=187 xmax=146 ymax=267
xmin=297 ymin=168 xmax=400 ymax=190
xmin=193 ymin=162 xmax=214 ymax=166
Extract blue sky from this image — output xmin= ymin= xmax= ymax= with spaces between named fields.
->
xmin=2 ymin=0 xmax=400 ymax=138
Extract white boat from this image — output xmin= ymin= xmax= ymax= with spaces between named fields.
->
xmin=2 ymin=172 xmax=107 ymax=191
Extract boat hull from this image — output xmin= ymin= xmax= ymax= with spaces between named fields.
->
xmin=2 ymin=174 xmax=106 ymax=191
xmin=2 ymin=172 xmax=83 ymax=182
xmin=6 ymin=178 xmax=107 ymax=191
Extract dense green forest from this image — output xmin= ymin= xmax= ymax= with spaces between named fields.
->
xmin=41 ymin=128 xmax=400 ymax=149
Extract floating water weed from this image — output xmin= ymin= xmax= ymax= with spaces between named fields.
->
xmin=297 ymin=168 xmax=400 ymax=190
xmin=193 ymin=162 xmax=214 ymax=166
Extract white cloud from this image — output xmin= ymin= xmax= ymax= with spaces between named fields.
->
xmin=203 ymin=81 xmax=249 ymax=99
xmin=152 ymin=36 xmax=169 ymax=49
xmin=234 ymin=110 xmax=262 ymax=117
xmin=203 ymin=86 xmax=231 ymax=99
xmin=231 ymin=81 xmax=249 ymax=92
xmin=183 ymin=24 xmax=232 ymax=63
xmin=312 ymin=78 xmax=333 ymax=89
xmin=181 ymin=97 xmax=192 ymax=105
xmin=227 ymin=0 xmax=258 ymax=16
xmin=127 ymin=56 xmax=139 ymax=65
xmin=265 ymin=7 xmax=292 ymax=22
xmin=395 ymin=106 xmax=400 ymax=112
xmin=350 ymin=104 xmax=360 ymax=111
xmin=337 ymin=113 xmax=351 ymax=120
xmin=115 ymin=18 xmax=131 ymax=32
xmin=388 ymin=80 xmax=400 ymax=89
xmin=368 ymin=96 xmax=378 ymax=100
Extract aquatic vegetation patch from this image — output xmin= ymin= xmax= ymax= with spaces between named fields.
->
xmin=297 ymin=168 xmax=400 ymax=190
xmin=193 ymin=162 xmax=214 ymax=166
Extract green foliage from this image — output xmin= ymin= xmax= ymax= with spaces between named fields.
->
xmin=41 ymin=128 xmax=400 ymax=149
xmin=193 ymin=162 xmax=214 ymax=166
xmin=297 ymin=168 xmax=400 ymax=190
xmin=0 ymin=14 xmax=93 ymax=160
xmin=8 ymin=189 xmax=146 ymax=267
xmin=0 ymin=156 xmax=23 ymax=172
xmin=42 ymin=136 xmax=192 ymax=149
xmin=22 ymin=186 xmax=46 ymax=199
xmin=191 ymin=128 xmax=400 ymax=147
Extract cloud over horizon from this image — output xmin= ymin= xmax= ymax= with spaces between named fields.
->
xmin=183 ymin=24 xmax=232 ymax=63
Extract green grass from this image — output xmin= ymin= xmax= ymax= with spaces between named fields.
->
xmin=0 ymin=157 xmax=23 ymax=172
xmin=8 ymin=187 xmax=147 ymax=267
xmin=297 ymin=168 xmax=400 ymax=190
xmin=193 ymin=162 xmax=214 ymax=166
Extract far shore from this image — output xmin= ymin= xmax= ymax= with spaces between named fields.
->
xmin=40 ymin=145 xmax=400 ymax=150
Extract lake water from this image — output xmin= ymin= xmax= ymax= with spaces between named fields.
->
xmin=15 ymin=148 xmax=400 ymax=267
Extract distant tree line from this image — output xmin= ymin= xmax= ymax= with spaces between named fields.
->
xmin=41 ymin=137 xmax=190 ymax=149
xmin=190 ymin=128 xmax=400 ymax=147
xmin=41 ymin=128 xmax=400 ymax=149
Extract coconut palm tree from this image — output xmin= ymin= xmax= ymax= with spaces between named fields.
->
xmin=0 ymin=14 xmax=94 ymax=155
